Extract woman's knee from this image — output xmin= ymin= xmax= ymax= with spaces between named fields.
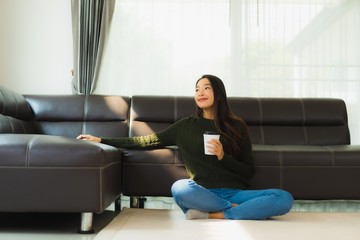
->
xmin=276 ymin=189 xmax=294 ymax=213
xmin=171 ymin=179 xmax=194 ymax=197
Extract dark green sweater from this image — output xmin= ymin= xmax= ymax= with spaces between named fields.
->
xmin=101 ymin=116 xmax=254 ymax=189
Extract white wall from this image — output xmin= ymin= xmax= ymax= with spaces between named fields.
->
xmin=0 ymin=0 xmax=73 ymax=94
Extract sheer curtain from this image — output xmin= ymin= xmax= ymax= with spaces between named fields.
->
xmin=96 ymin=0 xmax=360 ymax=143
xmin=96 ymin=0 xmax=230 ymax=96
xmin=228 ymin=0 xmax=360 ymax=143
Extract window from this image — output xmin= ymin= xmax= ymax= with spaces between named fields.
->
xmin=97 ymin=0 xmax=360 ymax=143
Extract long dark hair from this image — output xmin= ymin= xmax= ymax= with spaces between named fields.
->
xmin=196 ymin=74 xmax=246 ymax=158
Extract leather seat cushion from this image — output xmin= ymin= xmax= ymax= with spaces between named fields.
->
xmin=0 ymin=134 xmax=121 ymax=167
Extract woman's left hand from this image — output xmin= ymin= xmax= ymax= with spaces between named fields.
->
xmin=207 ymin=139 xmax=224 ymax=160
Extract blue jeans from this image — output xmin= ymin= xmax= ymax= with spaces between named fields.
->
xmin=171 ymin=179 xmax=294 ymax=220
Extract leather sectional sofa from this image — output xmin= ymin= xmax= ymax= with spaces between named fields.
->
xmin=1 ymin=85 xmax=360 ymax=232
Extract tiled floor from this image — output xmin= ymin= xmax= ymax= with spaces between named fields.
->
xmin=0 ymin=197 xmax=172 ymax=240
xmin=94 ymin=208 xmax=360 ymax=240
xmin=1 ymin=197 xmax=359 ymax=240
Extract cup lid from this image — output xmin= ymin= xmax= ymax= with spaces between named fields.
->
xmin=204 ymin=131 xmax=218 ymax=135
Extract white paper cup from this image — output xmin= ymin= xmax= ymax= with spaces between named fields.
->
xmin=203 ymin=131 xmax=220 ymax=155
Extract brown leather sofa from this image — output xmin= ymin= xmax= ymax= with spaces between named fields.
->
xmin=2 ymin=85 xmax=360 ymax=231
xmin=123 ymin=95 xmax=360 ymax=207
xmin=0 ymin=86 xmax=129 ymax=233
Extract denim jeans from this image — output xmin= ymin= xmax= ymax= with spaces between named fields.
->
xmin=171 ymin=179 xmax=294 ymax=220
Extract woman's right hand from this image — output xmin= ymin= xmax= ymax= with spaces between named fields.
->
xmin=76 ymin=134 xmax=101 ymax=143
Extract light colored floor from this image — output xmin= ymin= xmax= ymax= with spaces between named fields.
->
xmin=94 ymin=207 xmax=360 ymax=240
xmin=1 ymin=197 xmax=360 ymax=240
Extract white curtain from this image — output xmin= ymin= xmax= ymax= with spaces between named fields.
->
xmin=96 ymin=0 xmax=360 ymax=143
xmin=96 ymin=0 xmax=230 ymax=96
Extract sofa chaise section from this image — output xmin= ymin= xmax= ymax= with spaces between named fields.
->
xmin=0 ymin=86 xmax=129 ymax=233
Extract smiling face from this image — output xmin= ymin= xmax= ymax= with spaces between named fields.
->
xmin=195 ymin=77 xmax=215 ymax=119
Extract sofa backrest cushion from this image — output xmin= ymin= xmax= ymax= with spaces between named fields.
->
xmin=130 ymin=96 xmax=196 ymax=136
xmin=0 ymin=86 xmax=36 ymax=133
xmin=228 ymin=98 xmax=350 ymax=145
xmin=130 ymin=96 xmax=350 ymax=145
xmin=25 ymin=95 xmax=130 ymax=138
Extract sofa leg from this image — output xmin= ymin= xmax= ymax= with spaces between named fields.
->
xmin=130 ymin=196 xmax=147 ymax=208
xmin=77 ymin=212 xmax=95 ymax=234
xmin=114 ymin=196 xmax=122 ymax=211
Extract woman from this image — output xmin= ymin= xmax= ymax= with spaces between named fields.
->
xmin=77 ymin=74 xmax=294 ymax=220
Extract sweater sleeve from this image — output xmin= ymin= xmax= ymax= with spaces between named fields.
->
xmin=100 ymin=117 xmax=187 ymax=148
xmin=101 ymin=134 xmax=161 ymax=148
